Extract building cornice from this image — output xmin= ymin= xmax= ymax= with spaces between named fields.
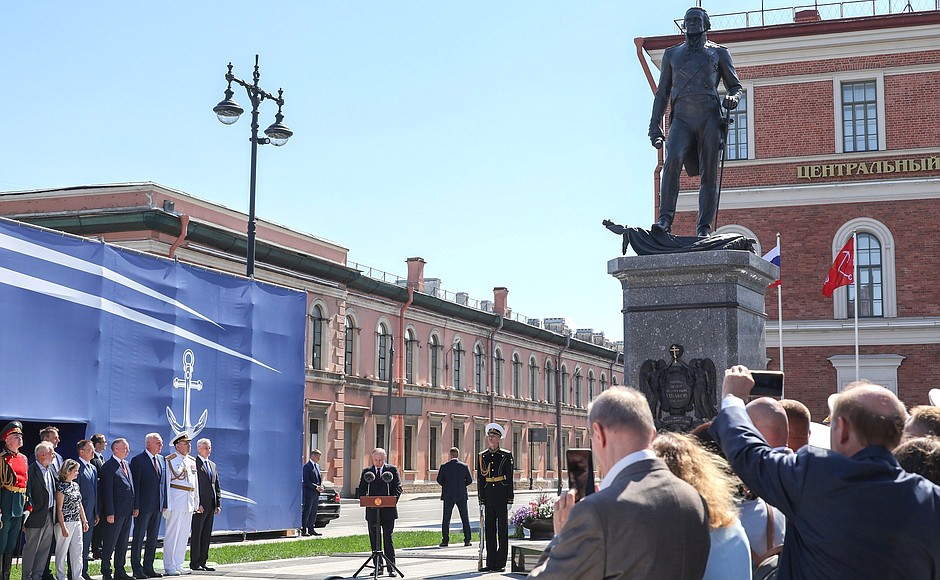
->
xmin=677 ymin=176 xmax=940 ymax=211
xmin=765 ymin=317 xmax=940 ymax=347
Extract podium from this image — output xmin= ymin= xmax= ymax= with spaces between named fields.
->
xmin=353 ymin=496 xmax=403 ymax=578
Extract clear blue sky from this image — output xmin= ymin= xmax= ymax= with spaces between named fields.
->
xmin=2 ymin=1 xmax=767 ymax=343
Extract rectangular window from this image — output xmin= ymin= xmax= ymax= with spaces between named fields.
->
xmin=311 ymin=316 xmax=323 ymax=370
xmin=726 ymin=89 xmax=748 ymax=160
xmin=512 ymin=429 xmax=520 ymax=467
xmin=474 ymin=426 xmax=484 ymax=459
xmin=512 ymin=359 xmax=521 ymax=398
xmin=848 ymin=233 xmax=884 ymax=318
xmin=376 ymin=421 xmax=386 ymax=450
xmin=404 ymin=425 xmax=414 ymax=471
xmin=453 ymin=346 xmax=463 ymax=389
xmin=429 ymin=425 xmax=440 ymax=471
xmin=842 ymin=81 xmax=878 ymax=152
xmin=546 ymin=434 xmax=554 ymax=471
xmin=453 ymin=426 xmax=462 ymax=449
xmin=308 ymin=417 xmax=320 ymax=455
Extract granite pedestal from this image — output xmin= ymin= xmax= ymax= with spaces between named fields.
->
xmin=608 ymin=250 xmax=779 ymax=421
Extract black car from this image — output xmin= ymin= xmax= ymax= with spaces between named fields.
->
xmin=315 ymin=486 xmax=341 ymax=527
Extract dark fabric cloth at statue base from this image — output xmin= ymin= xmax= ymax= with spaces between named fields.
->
xmin=604 ymin=222 xmax=755 ymax=255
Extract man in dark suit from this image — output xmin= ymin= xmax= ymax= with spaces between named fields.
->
xmin=38 ymin=426 xmax=62 ymax=580
xmin=301 ymin=449 xmax=323 ymax=536
xmin=129 ymin=434 xmax=166 ymax=579
xmin=711 ymin=365 xmax=940 ymax=578
xmin=77 ymin=440 xmax=99 ymax=580
xmin=190 ymin=438 xmax=221 ymax=572
xmin=100 ymin=438 xmax=136 ymax=580
xmin=89 ymin=433 xmax=107 ymax=560
xmin=530 ymin=388 xmax=710 ymax=579
xmin=23 ymin=442 xmax=57 ymax=580
xmin=436 ymin=446 xmax=472 ymax=548
xmin=477 ymin=423 xmax=513 ymax=573
xmin=357 ymin=448 xmax=402 ymax=575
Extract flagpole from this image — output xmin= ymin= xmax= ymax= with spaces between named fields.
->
xmin=777 ymin=232 xmax=783 ymax=378
xmin=853 ymin=230 xmax=859 ymax=381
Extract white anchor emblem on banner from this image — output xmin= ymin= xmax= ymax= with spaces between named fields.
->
xmin=166 ymin=349 xmax=208 ymax=438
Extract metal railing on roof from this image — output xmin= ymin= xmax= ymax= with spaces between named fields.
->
xmin=674 ymin=0 xmax=938 ymax=32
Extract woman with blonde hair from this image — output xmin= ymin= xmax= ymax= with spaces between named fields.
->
xmin=653 ymin=432 xmax=752 ymax=580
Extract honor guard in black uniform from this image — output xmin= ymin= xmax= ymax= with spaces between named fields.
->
xmin=477 ymin=423 xmax=513 ymax=572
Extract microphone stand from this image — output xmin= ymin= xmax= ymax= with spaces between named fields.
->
xmin=353 ymin=470 xmax=403 ymax=578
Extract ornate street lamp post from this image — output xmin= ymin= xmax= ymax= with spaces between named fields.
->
xmin=213 ymin=55 xmax=293 ymax=278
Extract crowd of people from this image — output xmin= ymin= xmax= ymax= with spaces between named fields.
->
xmin=529 ymin=365 xmax=940 ymax=580
xmin=0 ymin=426 xmax=221 ymax=580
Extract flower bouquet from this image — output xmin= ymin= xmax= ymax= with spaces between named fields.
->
xmin=509 ymin=493 xmax=555 ymax=538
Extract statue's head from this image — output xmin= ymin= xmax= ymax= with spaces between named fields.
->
xmin=684 ymin=7 xmax=711 ymax=35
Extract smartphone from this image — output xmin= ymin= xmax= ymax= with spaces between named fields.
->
xmin=566 ymin=448 xmax=595 ymax=502
xmin=751 ymin=370 xmax=784 ymax=398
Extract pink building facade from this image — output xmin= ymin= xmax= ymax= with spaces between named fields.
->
xmin=0 ymin=182 xmax=621 ymax=496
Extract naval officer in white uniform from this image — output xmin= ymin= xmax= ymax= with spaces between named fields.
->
xmin=163 ymin=432 xmax=200 ymax=576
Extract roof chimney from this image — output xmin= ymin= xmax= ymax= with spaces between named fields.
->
xmin=794 ymin=9 xmax=821 ymax=23
xmin=406 ymin=257 xmax=426 ymax=292
xmin=493 ymin=287 xmax=509 ymax=317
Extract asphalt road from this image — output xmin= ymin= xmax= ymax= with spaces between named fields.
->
xmin=320 ymin=490 xmax=552 ymax=538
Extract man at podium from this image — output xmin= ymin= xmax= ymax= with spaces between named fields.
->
xmin=357 ymin=448 xmax=403 ymax=574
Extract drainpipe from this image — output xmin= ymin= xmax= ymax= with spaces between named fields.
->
xmin=487 ymin=315 xmax=504 ymax=422
xmin=168 ymin=214 xmax=189 ymax=258
xmin=396 ymin=284 xmax=413 ymax=465
xmin=555 ymin=334 xmax=570 ymax=496
xmin=635 ymin=36 xmax=665 ymax=222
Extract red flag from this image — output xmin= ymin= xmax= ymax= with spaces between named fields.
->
xmin=822 ymin=238 xmax=854 ymax=297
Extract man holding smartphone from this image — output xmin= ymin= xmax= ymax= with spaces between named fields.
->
xmin=477 ymin=423 xmax=513 ymax=573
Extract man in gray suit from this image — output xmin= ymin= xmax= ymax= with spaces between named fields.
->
xmin=530 ymin=387 xmax=710 ymax=579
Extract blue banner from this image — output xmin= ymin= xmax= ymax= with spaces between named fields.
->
xmin=0 ymin=218 xmax=306 ymax=532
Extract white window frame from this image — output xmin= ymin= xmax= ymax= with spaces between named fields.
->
xmin=833 ymin=72 xmax=886 ymax=154
xmin=831 ymin=218 xmax=896 ymax=319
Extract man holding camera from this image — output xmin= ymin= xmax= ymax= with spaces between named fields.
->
xmin=477 ymin=423 xmax=514 ymax=573
xmin=529 ymin=388 xmax=710 ymax=579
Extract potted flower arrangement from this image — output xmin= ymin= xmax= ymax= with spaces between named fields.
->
xmin=509 ymin=493 xmax=555 ymax=540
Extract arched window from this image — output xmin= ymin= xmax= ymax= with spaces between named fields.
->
xmin=529 ymin=357 xmax=539 ymax=400
xmin=545 ymin=359 xmax=553 ymax=404
xmin=612 ymin=374 xmax=619 ymax=386
xmin=588 ymin=370 xmax=595 ymax=402
xmin=600 ymin=373 xmax=607 ymax=393
xmin=512 ymin=353 xmax=522 ymax=398
xmin=560 ymin=365 xmax=569 ymax=405
xmin=377 ymin=322 xmax=390 ymax=381
xmin=832 ymin=218 xmax=896 ymax=319
xmin=474 ymin=343 xmax=485 ymax=393
xmin=310 ymin=305 xmax=326 ymax=370
xmin=453 ymin=340 xmax=464 ymax=389
xmin=494 ymin=348 xmax=504 ymax=396
xmin=429 ymin=333 xmax=442 ymax=387
xmin=404 ymin=328 xmax=417 ymax=384
xmin=848 ymin=233 xmax=883 ymax=318
xmin=344 ymin=315 xmax=358 ymax=376
xmin=574 ymin=368 xmax=583 ymax=408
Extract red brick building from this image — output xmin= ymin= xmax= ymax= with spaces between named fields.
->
xmin=638 ymin=5 xmax=940 ymax=419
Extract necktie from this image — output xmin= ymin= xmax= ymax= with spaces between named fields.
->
xmin=121 ymin=460 xmax=129 ymax=478
xmin=45 ymin=467 xmax=55 ymax=508
xmin=205 ymin=461 xmax=212 ymax=481
xmin=153 ymin=455 xmax=160 ymax=475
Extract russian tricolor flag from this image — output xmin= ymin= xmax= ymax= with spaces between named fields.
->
xmin=762 ymin=243 xmax=781 ymax=288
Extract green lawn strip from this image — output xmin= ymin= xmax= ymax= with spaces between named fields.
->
xmin=10 ymin=531 xmax=476 ymax=579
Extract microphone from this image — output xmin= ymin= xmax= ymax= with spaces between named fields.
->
xmin=381 ymin=471 xmax=393 ymax=483
xmin=364 ymin=471 xmax=376 ymax=483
